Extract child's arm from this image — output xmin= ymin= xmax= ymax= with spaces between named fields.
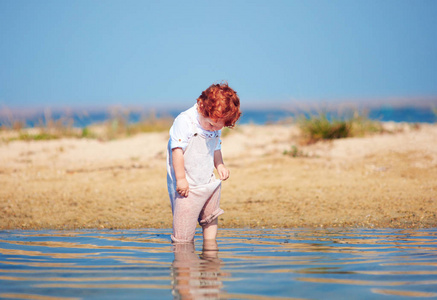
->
xmin=172 ymin=148 xmax=189 ymax=197
xmin=214 ymin=150 xmax=230 ymax=181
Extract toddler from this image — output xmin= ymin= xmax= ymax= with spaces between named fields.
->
xmin=166 ymin=82 xmax=241 ymax=243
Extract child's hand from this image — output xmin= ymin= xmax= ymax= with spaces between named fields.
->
xmin=176 ymin=178 xmax=189 ymax=197
xmin=216 ymin=164 xmax=230 ymax=181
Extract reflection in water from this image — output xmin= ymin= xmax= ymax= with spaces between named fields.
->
xmin=0 ymin=228 xmax=436 ymax=299
xmin=171 ymin=240 xmax=224 ymax=299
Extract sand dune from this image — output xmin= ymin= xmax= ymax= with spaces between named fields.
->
xmin=1 ymin=123 xmax=436 ymax=230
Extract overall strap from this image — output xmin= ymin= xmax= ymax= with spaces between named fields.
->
xmin=180 ymin=111 xmax=199 ymax=136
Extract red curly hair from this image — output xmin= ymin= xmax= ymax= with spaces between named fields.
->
xmin=197 ymin=82 xmax=241 ymax=128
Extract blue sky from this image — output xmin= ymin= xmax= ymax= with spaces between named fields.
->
xmin=1 ymin=0 xmax=436 ymax=110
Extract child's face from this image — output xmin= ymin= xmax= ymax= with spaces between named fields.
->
xmin=198 ymin=114 xmax=225 ymax=131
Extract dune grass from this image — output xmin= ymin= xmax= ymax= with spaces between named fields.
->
xmin=1 ymin=104 xmax=419 ymax=143
xmin=0 ymin=107 xmax=173 ymax=142
xmin=297 ymin=109 xmax=384 ymax=144
xmin=0 ymin=108 xmax=82 ymax=141
xmin=99 ymin=107 xmax=172 ymax=140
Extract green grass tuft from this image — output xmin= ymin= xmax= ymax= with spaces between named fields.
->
xmin=17 ymin=132 xmax=59 ymax=141
xmin=283 ymin=145 xmax=308 ymax=157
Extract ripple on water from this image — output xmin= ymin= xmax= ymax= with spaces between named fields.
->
xmin=0 ymin=228 xmax=436 ymax=299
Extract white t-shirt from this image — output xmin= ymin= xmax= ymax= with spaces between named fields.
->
xmin=169 ymin=104 xmax=222 ymax=152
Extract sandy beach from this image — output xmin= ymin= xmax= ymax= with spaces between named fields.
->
xmin=0 ymin=123 xmax=436 ymax=230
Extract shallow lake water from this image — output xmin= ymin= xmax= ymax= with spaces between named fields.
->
xmin=0 ymin=228 xmax=437 ymax=300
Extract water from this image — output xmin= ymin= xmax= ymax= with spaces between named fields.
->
xmin=1 ymin=105 xmax=436 ymax=128
xmin=1 ymin=228 xmax=437 ymax=300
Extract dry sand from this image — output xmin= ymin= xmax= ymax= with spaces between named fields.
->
xmin=0 ymin=123 xmax=436 ymax=230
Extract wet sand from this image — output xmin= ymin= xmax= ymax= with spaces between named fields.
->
xmin=1 ymin=123 xmax=436 ymax=230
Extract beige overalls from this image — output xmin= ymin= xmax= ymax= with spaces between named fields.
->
xmin=167 ymin=113 xmax=224 ymax=243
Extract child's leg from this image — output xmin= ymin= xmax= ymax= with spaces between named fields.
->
xmin=202 ymin=238 xmax=218 ymax=252
xmin=172 ymin=194 xmax=204 ymax=243
xmin=172 ymin=182 xmax=221 ymax=243
xmin=199 ymin=183 xmax=223 ymax=241
xmin=202 ymin=218 xmax=218 ymax=240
